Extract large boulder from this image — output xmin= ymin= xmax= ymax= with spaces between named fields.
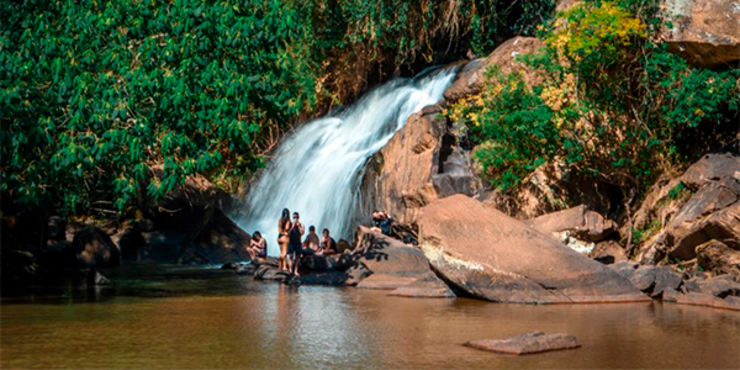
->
xmin=359 ymin=105 xmax=481 ymax=226
xmin=417 ymin=195 xmax=648 ymax=304
xmin=443 ymin=37 xmax=545 ymax=101
xmin=525 ymin=205 xmax=617 ymax=242
xmin=661 ymin=0 xmax=740 ymax=68
xmin=639 ymin=153 xmax=740 ymax=263
xmin=696 ymin=239 xmax=740 ymax=274
xmin=349 ymin=227 xmax=435 ymax=289
xmin=387 ymin=271 xmax=456 ymax=298
xmin=71 ymin=226 xmax=121 ymax=268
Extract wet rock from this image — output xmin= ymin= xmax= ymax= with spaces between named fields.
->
xmin=663 ymin=291 xmax=740 ymax=311
xmin=300 ymin=254 xmax=335 ymax=272
xmin=236 ymin=264 xmax=257 ymax=276
xmin=388 ymin=272 xmax=456 ymax=298
xmin=72 ymin=226 xmax=121 ymax=268
xmin=661 ymin=0 xmax=740 ymax=68
xmin=293 ymin=271 xmax=348 ymax=286
xmin=254 ymin=264 xmax=290 ymax=282
xmin=526 ymin=205 xmax=617 ymax=243
xmin=356 ymin=274 xmax=418 ymax=290
xmin=696 ymin=275 xmax=740 ymax=298
xmin=695 ymin=240 xmax=740 ymax=274
xmin=444 ymin=37 xmax=544 ymax=101
xmin=590 ymin=240 xmax=627 ymax=265
xmin=464 ymin=332 xmax=581 ymax=355
xmin=418 ymin=195 xmax=648 ymax=304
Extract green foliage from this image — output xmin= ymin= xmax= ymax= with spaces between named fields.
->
xmin=451 ymin=0 xmax=740 ymax=192
xmin=2 ymin=0 xmax=558 ymax=216
xmin=666 ymin=182 xmax=687 ymax=200
xmin=1 ymin=0 xmax=317 ymax=214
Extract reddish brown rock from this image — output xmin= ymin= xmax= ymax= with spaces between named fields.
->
xmin=348 ymin=227 xmax=434 ymax=288
xmin=360 ymin=105 xmax=481 ymax=227
xmin=661 ymin=0 xmax=740 ymax=67
xmin=663 ymin=291 xmax=740 ymax=311
xmin=388 ymin=272 xmax=456 ymax=298
xmin=590 ymin=240 xmax=627 ymax=265
xmin=680 ymin=153 xmax=740 ymax=192
xmin=695 ymin=239 xmax=740 ymax=274
xmin=444 ymin=37 xmax=545 ymax=101
xmin=526 ymin=205 xmax=617 ymax=242
xmin=418 ymin=195 xmax=648 ymax=304
xmin=465 ymin=332 xmax=581 ymax=355
xmin=696 ymin=274 xmax=740 ymax=298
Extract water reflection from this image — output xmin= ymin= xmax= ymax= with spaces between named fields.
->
xmin=2 ymin=266 xmax=739 ymax=369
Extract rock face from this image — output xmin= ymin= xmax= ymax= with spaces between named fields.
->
xmin=639 ymin=153 xmax=740 ymax=263
xmin=661 ymin=0 xmax=740 ymax=67
xmin=72 ymin=226 xmax=121 ymax=268
xmin=418 ymin=195 xmax=648 ymax=304
xmin=465 ymin=332 xmax=581 ymax=355
xmin=696 ymin=239 xmax=740 ymax=274
xmin=444 ymin=37 xmax=545 ymax=101
xmin=351 ymin=227 xmax=434 ymax=289
xmin=360 ymin=104 xmax=481 ymax=227
xmin=525 ymin=205 xmax=617 ymax=242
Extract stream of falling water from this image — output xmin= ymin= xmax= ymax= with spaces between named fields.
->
xmin=238 ymin=68 xmax=456 ymax=256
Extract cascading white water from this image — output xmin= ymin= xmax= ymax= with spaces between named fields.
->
xmin=239 ymin=68 xmax=456 ymax=257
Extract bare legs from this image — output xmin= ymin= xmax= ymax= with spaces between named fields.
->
xmin=279 ymin=237 xmax=288 ymax=271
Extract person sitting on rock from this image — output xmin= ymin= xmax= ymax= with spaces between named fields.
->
xmin=248 ymin=231 xmax=267 ymax=261
xmin=288 ymin=212 xmax=305 ymax=276
xmin=302 ymin=225 xmax=320 ymax=255
xmin=318 ymin=228 xmax=338 ymax=256
xmin=371 ymin=210 xmax=393 ymax=235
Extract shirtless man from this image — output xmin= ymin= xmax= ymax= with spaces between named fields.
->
xmin=303 ymin=225 xmax=320 ymax=254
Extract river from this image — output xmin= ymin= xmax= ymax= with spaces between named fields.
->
xmin=2 ymin=264 xmax=738 ymax=369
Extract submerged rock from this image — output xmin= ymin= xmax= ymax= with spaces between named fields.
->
xmin=418 ymin=195 xmax=648 ymax=304
xmin=464 ymin=332 xmax=581 ymax=355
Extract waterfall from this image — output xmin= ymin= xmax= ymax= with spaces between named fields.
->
xmin=238 ymin=67 xmax=456 ymax=257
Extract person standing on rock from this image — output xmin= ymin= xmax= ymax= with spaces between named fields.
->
xmin=288 ymin=212 xmax=305 ymax=276
xmin=278 ymin=209 xmax=292 ymax=271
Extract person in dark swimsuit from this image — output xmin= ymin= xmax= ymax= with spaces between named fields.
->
xmin=371 ymin=210 xmax=393 ymax=235
xmin=248 ymin=231 xmax=267 ymax=260
xmin=288 ymin=212 xmax=305 ymax=276
xmin=278 ymin=208 xmax=291 ymax=271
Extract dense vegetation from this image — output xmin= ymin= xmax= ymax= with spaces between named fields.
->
xmin=1 ymin=0 xmax=554 ymax=216
xmin=451 ymin=0 xmax=739 ymax=197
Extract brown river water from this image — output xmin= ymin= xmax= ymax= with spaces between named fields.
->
xmin=2 ymin=264 xmax=739 ymax=369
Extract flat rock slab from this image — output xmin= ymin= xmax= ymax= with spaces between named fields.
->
xmin=355 ymin=274 xmax=418 ymax=290
xmin=465 ymin=332 xmax=581 ymax=355
xmin=664 ymin=291 xmax=740 ymax=311
xmin=388 ymin=272 xmax=456 ymax=298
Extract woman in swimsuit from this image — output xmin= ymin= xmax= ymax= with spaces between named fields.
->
xmin=277 ymin=208 xmax=291 ymax=271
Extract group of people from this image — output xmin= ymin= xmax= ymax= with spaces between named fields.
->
xmin=245 ymin=208 xmax=393 ymax=276
xmin=265 ymin=208 xmax=338 ymax=276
